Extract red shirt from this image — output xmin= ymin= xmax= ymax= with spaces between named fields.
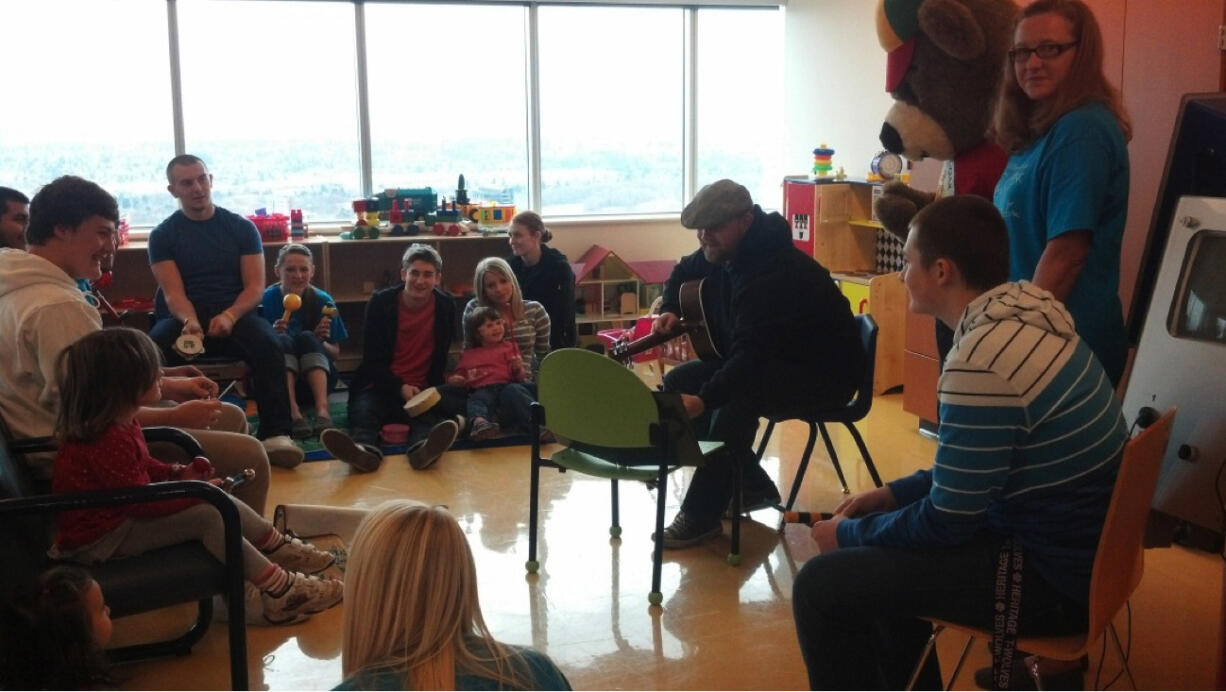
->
xmin=454 ymin=340 xmax=523 ymax=389
xmin=391 ymin=296 xmax=435 ymax=390
xmin=52 ymin=420 xmax=199 ymax=550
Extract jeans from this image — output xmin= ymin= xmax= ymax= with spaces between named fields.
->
xmin=347 ymin=384 xmax=467 ymax=452
xmin=274 ymin=330 xmax=337 ymax=398
xmin=665 ymin=359 xmax=846 ymax=524
xmin=467 ymin=382 xmax=535 ymax=433
xmin=791 ymin=538 xmax=1088 ymax=690
xmin=150 ymin=309 xmax=293 ymax=440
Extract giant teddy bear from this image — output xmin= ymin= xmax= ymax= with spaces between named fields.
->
xmin=872 ymin=0 xmax=1018 ymax=240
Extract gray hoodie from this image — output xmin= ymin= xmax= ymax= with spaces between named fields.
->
xmin=0 ymin=248 xmax=101 ymax=476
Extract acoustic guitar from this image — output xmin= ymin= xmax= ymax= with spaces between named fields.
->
xmin=609 ymin=279 xmax=721 ymax=363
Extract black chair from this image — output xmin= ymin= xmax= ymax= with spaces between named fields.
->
xmin=0 ymin=425 xmax=249 ymax=690
xmin=752 ymin=314 xmax=884 ymax=523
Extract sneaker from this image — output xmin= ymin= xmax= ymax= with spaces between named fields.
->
xmin=260 ymin=571 xmax=344 ymax=625
xmin=291 ymin=417 xmax=312 ymax=440
xmin=311 ymin=415 xmax=333 ymax=437
xmin=214 ymin=582 xmax=309 ymax=626
xmin=407 ymin=419 xmax=458 ymax=470
xmin=723 ymin=482 xmax=782 ymax=518
xmin=320 ymin=428 xmax=383 ymax=473
xmin=263 ymin=435 xmax=305 ymax=469
xmin=265 ymin=532 xmax=335 ymax=575
xmin=470 ymin=417 xmax=499 ymax=440
xmin=654 ymin=511 xmax=722 ymax=549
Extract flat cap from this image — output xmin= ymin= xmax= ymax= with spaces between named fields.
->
xmin=680 ymin=179 xmax=753 ymax=230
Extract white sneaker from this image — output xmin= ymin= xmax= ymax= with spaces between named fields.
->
xmin=261 ymin=571 xmax=343 ymax=625
xmin=263 ymin=435 xmax=305 ymax=469
xmin=213 ymin=582 xmax=309 ymax=626
xmin=266 ymin=533 xmax=335 ymax=575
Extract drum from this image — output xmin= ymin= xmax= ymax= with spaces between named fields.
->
xmin=403 ymin=386 xmax=441 ymax=417
xmin=173 ymin=334 xmax=204 ymax=360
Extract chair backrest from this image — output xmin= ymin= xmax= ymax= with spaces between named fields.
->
xmin=538 ymin=348 xmax=659 ymax=448
xmin=1084 ymin=407 xmax=1175 ymax=640
xmin=845 ymin=313 xmax=879 ymax=420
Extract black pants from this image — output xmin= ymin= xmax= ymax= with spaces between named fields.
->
xmin=347 ymin=384 xmax=466 ymax=450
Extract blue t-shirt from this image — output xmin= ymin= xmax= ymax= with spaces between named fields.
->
xmin=333 ymin=645 xmax=571 ymax=691
xmin=993 ymin=103 xmax=1130 ymax=383
xmin=260 ymin=284 xmax=349 ymax=345
xmin=148 ymin=206 xmax=262 ymax=313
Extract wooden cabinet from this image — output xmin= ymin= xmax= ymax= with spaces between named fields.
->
xmin=107 ymin=233 xmax=509 ymax=372
xmin=902 ymin=310 xmax=940 ymax=424
xmin=832 ymin=271 xmax=905 ymax=395
xmin=783 ymin=178 xmax=878 ymax=273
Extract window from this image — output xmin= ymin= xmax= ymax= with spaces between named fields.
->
xmin=696 ymin=7 xmax=784 ymax=209
xmin=0 ymin=0 xmax=176 ymax=227
xmin=365 ymin=3 xmax=528 ymax=210
xmin=177 ymin=0 xmax=361 ymax=221
xmin=537 ymin=6 xmax=684 ymax=216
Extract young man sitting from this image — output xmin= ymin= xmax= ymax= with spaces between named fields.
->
xmin=791 ymin=195 xmax=1128 ymax=690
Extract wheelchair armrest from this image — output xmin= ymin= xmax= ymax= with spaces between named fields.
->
xmin=141 ymin=426 xmax=204 ymax=458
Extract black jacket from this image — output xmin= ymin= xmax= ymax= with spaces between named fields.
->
xmin=661 ymin=206 xmax=864 ymax=410
xmin=509 ymin=245 xmax=576 ymax=349
xmin=349 ymin=285 xmax=455 ymax=400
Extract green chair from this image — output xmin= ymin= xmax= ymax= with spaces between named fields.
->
xmin=525 ymin=348 xmax=734 ymax=604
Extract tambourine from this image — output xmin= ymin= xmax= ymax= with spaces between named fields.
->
xmin=403 ymin=386 xmax=441 ymax=417
xmin=173 ymin=334 xmax=205 ymax=360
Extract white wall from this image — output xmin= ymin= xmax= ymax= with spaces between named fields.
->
xmin=549 ymin=0 xmax=902 ymax=265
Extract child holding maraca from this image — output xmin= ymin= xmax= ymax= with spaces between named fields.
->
xmin=260 ymin=244 xmax=349 ymax=438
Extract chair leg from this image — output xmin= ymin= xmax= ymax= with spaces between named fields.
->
xmin=754 ymin=420 xmax=776 ymax=463
xmin=906 ymin=624 xmax=945 ymax=691
xmin=845 ymin=422 xmax=883 ymax=487
xmin=816 ymin=422 xmax=850 ymax=494
xmin=107 ymin=597 xmax=212 ymax=663
xmin=1108 ymin=622 xmax=1138 ymax=690
xmin=944 ymin=636 xmax=975 ymax=691
xmin=526 ymin=458 xmax=541 ymax=572
xmin=777 ymin=423 xmax=819 ymax=533
xmin=649 ymin=465 xmax=668 ymax=606
xmin=728 ymin=456 xmax=742 ymax=567
xmin=610 ymin=479 xmax=622 ymax=538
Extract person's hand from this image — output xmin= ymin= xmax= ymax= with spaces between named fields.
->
xmin=680 ymin=393 xmax=705 ymax=418
xmin=207 ymin=312 xmax=235 ymax=338
xmin=273 ymin=318 xmax=289 ymax=334
xmin=169 ymin=399 xmax=224 ymax=429
xmin=162 ymin=365 xmax=204 ymax=378
xmin=161 ymin=375 xmax=218 ymax=402
xmin=179 ymin=456 xmax=214 ymax=481
xmin=810 ymin=515 xmax=844 ymax=553
xmin=400 ymin=384 xmax=421 ymax=401
xmin=446 ymin=374 xmax=466 ymax=386
xmin=832 ymin=485 xmax=898 ymax=519
xmin=314 ymin=318 xmax=331 ymax=340
xmin=181 ymin=319 xmax=204 ymax=338
xmin=653 ymin=312 xmax=680 ymax=337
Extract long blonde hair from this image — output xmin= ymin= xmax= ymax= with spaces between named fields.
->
xmin=472 ymin=257 xmax=524 ymax=323
xmin=991 ymin=0 xmax=1131 ymax=153
xmin=341 ymin=501 xmax=528 ymax=690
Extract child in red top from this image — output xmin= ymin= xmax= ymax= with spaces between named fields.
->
xmin=50 ymin=327 xmax=343 ymax=625
xmin=447 ymin=307 xmax=532 ymax=440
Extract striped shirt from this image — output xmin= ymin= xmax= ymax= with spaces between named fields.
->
xmin=462 ymin=299 xmax=551 ymax=378
xmin=838 ymin=282 xmax=1127 ymax=602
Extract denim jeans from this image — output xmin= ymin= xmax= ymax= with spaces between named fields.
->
xmin=467 ymin=382 xmax=535 ymax=433
xmin=791 ymin=538 xmax=1088 ymax=690
xmin=347 ymin=384 xmax=466 ymax=451
xmin=150 ymin=309 xmax=293 ymax=440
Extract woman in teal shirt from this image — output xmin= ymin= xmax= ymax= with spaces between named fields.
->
xmin=335 ymin=501 xmax=571 ymax=691
xmin=992 ymin=0 xmax=1131 ymax=385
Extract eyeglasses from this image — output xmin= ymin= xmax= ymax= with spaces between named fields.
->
xmin=1009 ymin=41 xmax=1078 ymax=63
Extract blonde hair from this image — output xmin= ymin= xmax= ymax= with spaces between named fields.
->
xmin=472 ymin=257 xmax=524 ymax=323
xmin=341 ymin=501 xmax=529 ymax=690
xmin=991 ymin=0 xmax=1131 ymax=153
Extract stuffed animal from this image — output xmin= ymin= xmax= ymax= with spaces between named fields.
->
xmin=872 ymin=0 xmax=1018 ymax=240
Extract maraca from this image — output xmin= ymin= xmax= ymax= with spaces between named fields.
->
xmin=318 ymin=303 xmax=337 ymax=337
xmin=281 ymin=293 xmax=302 ymax=323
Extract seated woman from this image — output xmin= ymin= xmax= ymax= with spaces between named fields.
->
xmin=335 ymin=501 xmax=571 ymax=691
xmin=261 ymin=244 xmax=348 ymax=438
xmin=462 ymin=257 xmax=550 ymax=382
xmin=507 ymin=211 xmax=576 ymax=350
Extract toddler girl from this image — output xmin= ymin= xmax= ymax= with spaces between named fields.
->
xmin=448 ymin=307 xmax=533 ymax=440
xmin=261 ymin=243 xmax=348 ymax=438
xmin=50 ymin=327 xmax=343 ymax=625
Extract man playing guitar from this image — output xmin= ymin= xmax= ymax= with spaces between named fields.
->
xmin=651 ymin=179 xmax=865 ymax=549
